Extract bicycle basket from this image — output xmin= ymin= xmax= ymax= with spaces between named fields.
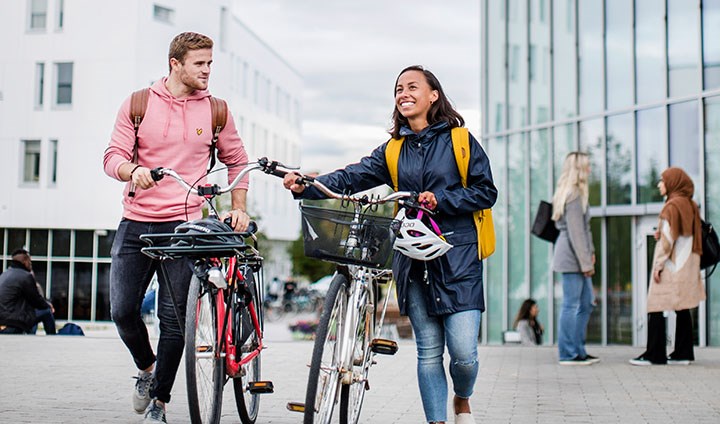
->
xmin=300 ymin=205 xmax=397 ymax=268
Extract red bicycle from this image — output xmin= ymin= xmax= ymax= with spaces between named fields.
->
xmin=141 ymin=159 xmax=280 ymax=423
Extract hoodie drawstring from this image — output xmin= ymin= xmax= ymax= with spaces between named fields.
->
xmin=182 ymin=99 xmax=188 ymax=142
xmin=162 ymin=100 xmax=172 ymax=138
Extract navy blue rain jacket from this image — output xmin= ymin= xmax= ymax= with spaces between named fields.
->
xmin=298 ymin=122 xmax=497 ymax=316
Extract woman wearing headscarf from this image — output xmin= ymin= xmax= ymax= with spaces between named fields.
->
xmin=630 ymin=167 xmax=705 ymax=366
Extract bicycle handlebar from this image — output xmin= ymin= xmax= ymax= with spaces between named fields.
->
xmin=264 ymin=160 xmax=435 ymax=214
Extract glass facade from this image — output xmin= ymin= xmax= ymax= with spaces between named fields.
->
xmin=482 ymin=0 xmax=718 ymax=346
xmin=0 ymin=228 xmax=115 ymax=322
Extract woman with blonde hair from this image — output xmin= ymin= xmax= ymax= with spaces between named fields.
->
xmin=630 ymin=167 xmax=705 ymax=366
xmin=552 ymin=152 xmax=599 ymax=365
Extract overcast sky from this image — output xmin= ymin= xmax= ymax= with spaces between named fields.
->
xmin=233 ymin=1 xmax=481 ymax=173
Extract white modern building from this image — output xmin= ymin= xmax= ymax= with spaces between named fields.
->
xmin=0 ymin=0 xmax=303 ymax=322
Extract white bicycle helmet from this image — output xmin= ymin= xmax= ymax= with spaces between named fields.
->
xmin=392 ymin=208 xmax=453 ymax=261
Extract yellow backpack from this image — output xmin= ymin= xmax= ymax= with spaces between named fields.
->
xmin=385 ymin=127 xmax=495 ymax=260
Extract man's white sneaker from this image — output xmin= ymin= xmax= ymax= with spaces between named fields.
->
xmin=133 ymin=370 xmax=155 ymax=414
xmin=144 ymin=399 xmax=167 ymax=423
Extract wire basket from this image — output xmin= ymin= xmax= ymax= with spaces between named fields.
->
xmin=300 ymin=205 xmax=398 ymax=268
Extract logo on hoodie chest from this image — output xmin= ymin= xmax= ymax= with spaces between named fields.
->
xmin=196 ymin=128 xmax=203 ymax=136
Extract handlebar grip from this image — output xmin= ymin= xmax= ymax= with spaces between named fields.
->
xmin=224 ymin=217 xmax=258 ymax=236
xmin=270 ymin=169 xmax=288 ymax=178
xmin=150 ymin=167 xmax=164 ymax=182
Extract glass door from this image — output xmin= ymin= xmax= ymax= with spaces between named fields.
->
xmin=633 ymin=216 xmax=658 ymax=346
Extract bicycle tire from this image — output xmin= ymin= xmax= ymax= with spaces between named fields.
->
xmin=339 ymin=286 xmax=372 ymax=424
xmin=234 ymin=272 xmax=262 ymax=424
xmin=303 ymin=273 xmax=349 ymax=424
xmin=185 ymin=274 xmax=224 ymax=424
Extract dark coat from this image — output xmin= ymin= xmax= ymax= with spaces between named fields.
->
xmin=299 ymin=122 xmax=497 ymax=316
xmin=0 ymin=262 xmax=48 ymax=332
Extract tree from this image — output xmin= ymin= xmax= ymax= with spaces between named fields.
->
xmin=288 ymin=233 xmax=334 ymax=282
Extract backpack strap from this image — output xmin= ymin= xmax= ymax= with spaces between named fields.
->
xmin=450 ymin=127 xmax=470 ymax=185
xmin=385 ymin=137 xmax=405 ymax=192
xmin=208 ymin=97 xmax=228 ymax=173
xmin=128 ymin=88 xmax=150 ymax=197
xmin=450 ymin=127 xmax=495 ymax=259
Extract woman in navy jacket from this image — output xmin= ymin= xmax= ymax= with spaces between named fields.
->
xmin=283 ymin=65 xmax=496 ymax=424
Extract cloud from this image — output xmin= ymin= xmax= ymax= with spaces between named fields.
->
xmin=233 ymin=0 xmax=480 ymax=173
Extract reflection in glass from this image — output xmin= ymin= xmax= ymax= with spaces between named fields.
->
xmin=579 ymin=119 xmax=604 ymax=206
xmin=508 ymin=0 xmax=528 ymax=130
xmin=8 ymin=229 xmax=26 ymax=253
xmin=486 ymin=137 xmax=507 ymax=343
xmin=33 ymin=261 xmax=48 ymax=298
xmin=668 ymin=0 xmax=700 ymax=97
xmin=96 ymin=263 xmax=111 ymax=321
xmin=553 ymin=123 xmax=577 ymax=185
xmin=587 ymin=218 xmax=603 ymax=344
xmin=635 ymin=0 xmax=666 ymax=104
xmin=605 ymin=0 xmax=634 ymax=110
xmin=486 ymin=0 xmax=507 ymax=133
xmin=704 ymin=96 xmax=720 ymax=345
xmin=553 ymin=0 xmax=577 ymax=120
xmin=607 ymin=216 xmax=632 ymax=344
xmin=530 ymin=129 xmax=551 ymax=337
xmin=52 ymin=229 xmax=70 ymax=256
xmin=637 ymin=107 xmax=667 ymax=203
xmin=669 ymin=101 xmax=700 ymax=183
xmin=606 ymin=113 xmax=634 ymax=205
xmin=508 ymin=133 xmax=528 ymax=326
xmin=579 ymin=0 xmax=604 ymax=115
xmin=97 ymin=230 xmax=115 ymax=258
xmin=30 ymin=229 xmax=48 ymax=257
xmin=530 ymin=0 xmax=550 ymax=124
xmin=75 ymin=230 xmax=93 ymax=257
xmin=73 ymin=263 xmax=92 ymax=320
xmin=50 ymin=262 xmax=69 ymax=320
xmin=704 ymin=0 xmax=720 ymax=89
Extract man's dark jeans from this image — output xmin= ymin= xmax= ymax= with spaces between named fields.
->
xmin=110 ymin=219 xmax=192 ymax=404
xmin=30 ymin=308 xmax=56 ymax=335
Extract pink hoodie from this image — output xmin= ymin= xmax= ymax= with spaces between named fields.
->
xmin=103 ymin=78 xmax=249 ymax=222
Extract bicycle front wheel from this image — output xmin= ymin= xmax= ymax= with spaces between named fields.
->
xmin=339 ymin=288 xmax=372 ymax=424
xmin=185 ymin=274 xmax=224 ymax=423
xmin=234 ymin=273 xmax=262 ymax=424
xmin=304 ymin=273 xmax=349 ymax=424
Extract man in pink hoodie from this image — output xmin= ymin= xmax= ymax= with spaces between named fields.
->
xmin=103 ymin=32 xmax=249 ymax=423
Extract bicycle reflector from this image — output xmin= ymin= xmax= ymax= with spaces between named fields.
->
xmin=392 ymin=208 xmax=452 ymax=261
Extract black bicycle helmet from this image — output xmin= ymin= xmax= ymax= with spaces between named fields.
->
xmin=172 ymin=218 xmax=243 ymax=246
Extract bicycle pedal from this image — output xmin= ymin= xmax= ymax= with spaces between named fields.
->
xmin=286 ymin=402 xmax=305 ymax=413
xmin=248 ymin=381 xmax=274 ymax=394
xmin=370 ymin=338 xmax=398 ymax=355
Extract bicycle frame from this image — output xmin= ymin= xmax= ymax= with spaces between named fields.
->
xmin=219 ymin=255 xmax=264 ymax=378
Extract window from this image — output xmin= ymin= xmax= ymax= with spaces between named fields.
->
xmin=49 ymin=139 xmax=58 ymax=185
xmin=55 ymin=0 xmax=64 ymax=29
xmin=55 ymin=62 xmax=73 ymax=105
xmin=22 ymin=140 xmax=41 ymax=184
xmin=35 ymin=63 xmax=45 ymax=107
xmin=635 ymin=0 xmax=666 ymax=104
xmin=668 ymin=0 xmax=700 ymax=97
xmin=153 ymin=4 xmax=174 ymax=24
xmin=29 ymin=0 xmax=48 ymax=30
xmin=605 ymin=0 xmax=634 ymax=110
xmin=704 ymin=0 xmax=720 ymax=90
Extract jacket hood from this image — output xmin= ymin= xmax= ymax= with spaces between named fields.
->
xmin=148 ymin=78 xmax=212 ymax=141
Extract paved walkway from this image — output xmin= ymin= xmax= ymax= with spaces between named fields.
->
xmin=1 ymin=320 xmax=719 ymax=423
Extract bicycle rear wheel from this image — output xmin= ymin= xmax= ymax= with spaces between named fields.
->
xmin=303 ymin=273 xmax=349 ymax=424
xmin=185 ymin=274 xmax=224 ymax=423
xmin=234 ymin=272 xmax=262 ymax=424
xmin=339 ymin=289 xmax=372 ymax=424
